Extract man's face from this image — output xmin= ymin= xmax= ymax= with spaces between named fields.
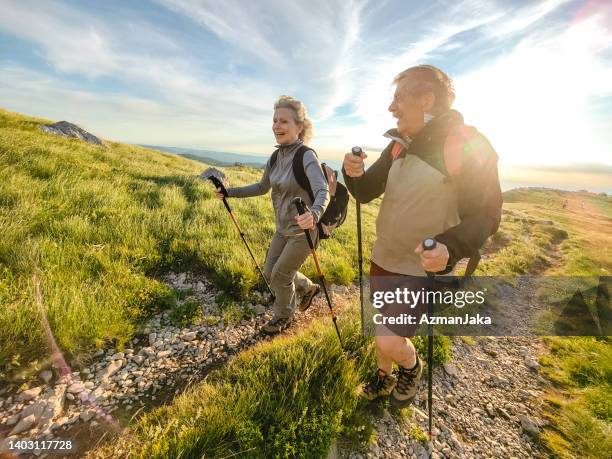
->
xmin=388 ymin=78 xmax=431 ymax=138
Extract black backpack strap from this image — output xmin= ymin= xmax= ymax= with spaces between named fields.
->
xmin=270 ymin=149 xmax=280 ymax=169
xmin=292 ymin=145 xmax=315 ymax=202
xmin=464 ymin=251 xmax=481 ymax=277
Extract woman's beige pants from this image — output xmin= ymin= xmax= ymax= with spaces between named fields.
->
xmin=263 ymin=231 xmax=317 ymax=319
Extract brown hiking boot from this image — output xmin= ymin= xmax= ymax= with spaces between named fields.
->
xmin=262 ymin=316 xmax=293 ymax=334
xmin=356 ymin=369 xmax=396 ymax=401
xmin=298 ymin=284 xmax=320 ymax=312
xmin=390 ymin=356 xmax=423 ymax=408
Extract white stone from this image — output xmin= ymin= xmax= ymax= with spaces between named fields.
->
xmin=140 ymin=347 xmax=156 ymax=358
xmin=181 ymin=331 xmax=197 ymax=342
xmin=80 ymin=411 xmax=95 ymax=422
xmin=97 ymin=359 xmax=124 ymax=381
xmin=9 ymin=414 xmax=36 ymax=436
xmin=67 ymin=382 xmax=84 ymax=394
xmin=519 ymin=415 xmax=540 ymax=436
xmin=443 ymin=363 xmax=458 ymax=377
xmin=6 ymin=413 xmax=21 ymax=426
xmin=18 ymin=386 xmax=43 ymax=401
xmin=525 ymin=356 xmax=540 ymax=370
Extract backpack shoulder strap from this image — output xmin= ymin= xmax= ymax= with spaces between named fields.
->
xmin=464 ymin=251 xmax=481 ymax=277
xmin=270 ymin=149 xmax=280 ymax=169
xmin=292 ymin=145 xmax=315 ymax=202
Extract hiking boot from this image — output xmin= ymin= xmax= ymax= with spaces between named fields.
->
xmin=390 ymin=356 xmax=423 ymax=408
xmin=356 ymin=369 xmax=396 ymax=401
xmin=262 ymin=316 xmax=293 ymax=334
xmin=298 ymin=284 xmax=321 ymax=312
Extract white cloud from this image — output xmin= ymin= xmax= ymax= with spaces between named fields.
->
xmin=0 ymin=63 xmax=274 ymax=151
xmin=154 ymin=0 xmax=367 ymax=119
xmin=0 ymin=0 xmax=610 ymax=167
xmin=454 ymin=7 xmax=612 ymax=166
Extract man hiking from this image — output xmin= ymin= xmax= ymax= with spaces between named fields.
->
xmin=343 ymin=65 xmax=502 ymax=407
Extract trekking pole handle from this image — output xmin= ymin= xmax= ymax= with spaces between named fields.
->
xmin=423 ymin=238 xmax=437 ymax=251
xmin=292 ymin=197 xmax=308 ymax=216
xmin=423 ymin=238 xmax=437 ymax=278
xmin=208 ymin=176 xmax=228 ymax=198
xmin=292 ymin=197 xmax=315 ymax=250
xmin=351 ymin=146 xmax=366 ymax=179
xmin=208 ymin=176 xmax=231 ymax=213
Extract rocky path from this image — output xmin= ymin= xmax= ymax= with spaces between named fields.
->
xmin=0 ymin=272 xmax=354 ymax=458
xmin=0 ymin=268 xmax=555 ymax=459
xmin=339 ymin=336 xmax=550 ymax=459
xmin=338 ymin=225 xmax=567 ymax=458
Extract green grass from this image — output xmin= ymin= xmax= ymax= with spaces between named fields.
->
xmin=0 ymin=107 xmax=376 ymax=380
xmin=168 ymin=297 xmax=201 ymax=328
xmin=2 ymin=107 xmax=611 ymax=457
xmin=92 ymin=309 xmax=449 ymax=458
xmin=500 ymin=188 xmax=612 ymax=459
xmin=540 ymin=337 xmax=612 ymax=458
xmin=471 ymin=207 xmax=569 ymax=276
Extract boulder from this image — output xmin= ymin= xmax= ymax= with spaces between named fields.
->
xmin=39 ymin=121 xmax=104 ymax=146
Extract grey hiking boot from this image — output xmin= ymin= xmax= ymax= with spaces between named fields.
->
xmin=390 ymin=356 xmax=423 ymax=408
xmin=262 ymin=316 xmax=293 ymax=334
xmin=356 ymin=369 xmax=397 ymax=401
xmin=298 ymin=284 xmax=321 ymax=312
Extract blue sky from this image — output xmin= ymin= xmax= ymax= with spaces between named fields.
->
xmin=1 ymin=0 xmax=611 ymax=170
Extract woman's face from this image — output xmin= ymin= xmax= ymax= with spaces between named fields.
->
xmin=388 ymin=78 xmax=434 ymax=138
xmin=273 ymin=108 xmax=302 ymax=145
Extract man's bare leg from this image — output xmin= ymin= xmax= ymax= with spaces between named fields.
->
xmin=376 ymin=335 xmax=417 ymax=372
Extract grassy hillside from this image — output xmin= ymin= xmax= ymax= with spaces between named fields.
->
xmin=496 ymin=188 xmax=612 ymax=458
xmin=0 ymin=108 xmax=378 ymax=380
xmin=88 ymin=185 xmax=610 ymax=458
xmin=2 ymin=107 xmax=610 ymax=457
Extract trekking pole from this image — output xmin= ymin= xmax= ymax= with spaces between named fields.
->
xmin=422 ymin=237 xmax=437 ymax=444
xmin=207 ymin=175 xmax=274 ymax=299
xmin=351 ymin=146 xmax=365 ymax=336
xmin=292 ymin=197 xmax=343 ymax=348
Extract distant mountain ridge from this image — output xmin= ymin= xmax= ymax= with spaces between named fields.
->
xmin=140 ymin=144 xmax=268 ymax=168
xmin=141 ymin=144 xmax=347 ymax=182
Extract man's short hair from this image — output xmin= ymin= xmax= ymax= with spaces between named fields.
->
xmin=393 ymin=65 xmax=455 ymax=115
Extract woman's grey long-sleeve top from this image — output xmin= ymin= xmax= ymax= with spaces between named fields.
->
xmin=226 ymin=140 xmax=330 ymax=236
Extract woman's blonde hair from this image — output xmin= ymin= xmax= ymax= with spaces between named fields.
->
xmin=274 ymin=95 xmax=313 ymax=144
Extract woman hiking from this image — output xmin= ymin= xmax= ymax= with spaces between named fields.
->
xmin=215 ymin=95 xmax=330 ymax=334
xmin=343 ymin=65 xmax=502 ymax=407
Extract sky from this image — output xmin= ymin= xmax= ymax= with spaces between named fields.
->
xmin=1 ymin=0 xmax=611 ymax=171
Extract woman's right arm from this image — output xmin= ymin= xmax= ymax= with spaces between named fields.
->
xmin=342 ymin=142 xmax=393 ymax=203
xmin=226 ymin=160 xmax=272 ymax=198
